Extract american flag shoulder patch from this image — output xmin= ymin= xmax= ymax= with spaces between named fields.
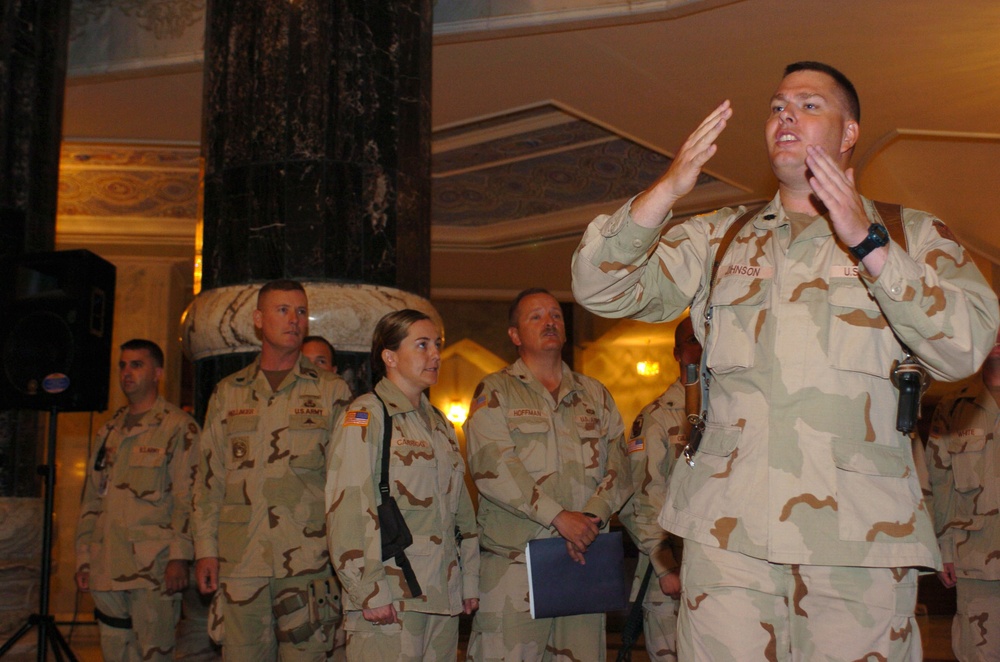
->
xmin=343 ymin=410 xmax=370 ymax=427
xmin=468 ymin=394 xmax=488 ymax=417
xmin=626 ymin=436 xmax=645 ymax=454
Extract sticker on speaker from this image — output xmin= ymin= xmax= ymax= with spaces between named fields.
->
xmin=42 ymin=374 xmax=71 ymax=394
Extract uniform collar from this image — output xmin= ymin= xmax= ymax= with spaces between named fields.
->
xmin=508 ymin=357 xmax=579 ymax=405
xmin=373 ymin=377 xmax=430 ymax=418
xmin=752 ymin=192 xmax=878 ymax=243
xmin=244 ymin=353 xmax=320 ymax=395
xmin=113 ymin=395 xmax=168 ymax=434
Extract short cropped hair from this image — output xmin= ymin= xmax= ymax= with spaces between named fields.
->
xmin=120 ymin=338 xmax=164 ymax=368
xmin=302 ymin=335 xmax=337 ymax=366
xmin=370 ymin=309 xmax=432 ymax=382
xmin=256 ymin=279 xmax=306 ymax=308
xmin=784 ymin=61 xmax=860 ymax=122
xmin=508 ymin=287 xmax=556 ymax=328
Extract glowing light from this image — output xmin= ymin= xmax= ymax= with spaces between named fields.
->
xmin=636 ymin=360 xmax=660 ymax=377
xmin=446 ymin=401 xmax=468 ymax=424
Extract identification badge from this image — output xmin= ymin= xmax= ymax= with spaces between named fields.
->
xmin=232 ymin=439 xmax=249 ymax=459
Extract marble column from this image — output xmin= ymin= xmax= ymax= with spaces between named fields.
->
xmin=0 ymin=0 xmax=72 ymax=497
xmin=187 ymin=0 xmax=433 ymax=413
xmin=0 ymin=0 xmax=71 ymax=256
xmin=0 ymin=0 xmax=70 ymax=648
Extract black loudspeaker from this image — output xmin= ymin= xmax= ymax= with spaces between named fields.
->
xmin=0 ymin=249 xmax=116 ymax=412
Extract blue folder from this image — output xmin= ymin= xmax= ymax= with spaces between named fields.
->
xmin=526 ymin=531 xmax=628 ymax=618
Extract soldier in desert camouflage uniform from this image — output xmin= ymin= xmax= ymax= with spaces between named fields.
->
xmin=326 ymin=309 xmax=479 ymax=661
xmin=571 ymin=61 xmax=1000 ymax=659
xmin=193 ymin=280 xmax=352 ymax=660
xmin=465 ymin=288 xmax=632 ymax=661
xmin=926 ymin=328 xmax=1000 ymax=662
xmin=300 ymin=334 xmax=347 ymax=661
xmin=618 ymin=317 xmax=701 ymax=661
xmin=76 ymin=338 xmax=200 ymax=662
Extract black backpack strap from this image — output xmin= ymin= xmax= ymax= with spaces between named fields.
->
xmin=374 ymin=393 xmax=392 ymax=501
xmin=372 ymin=391 xmax=422 ymax=598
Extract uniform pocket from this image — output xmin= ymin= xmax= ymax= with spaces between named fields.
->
xmin=833 ymin=442 xmax=921 ymax=542
xmin=389 ymin=441 xmax=438 ymax=511
xmin=218 ymin=504 xmax=252 ymax=569
xmin=225 ymin=415 xmax=258 ymax=470
xmin=126 ymin=447 xmax=167 ymax=502
xmin=949 ymin=436 xmax=992 ymax=524
xmin=705 ymin=276 xmax=769 ymax=374
xmin=508 ymin=417 xmax=551 ymax=475
xmin=288 ymin=414 xmax=329 ymax=464
xmin=828 ymin=282 xmax=898 ymax=379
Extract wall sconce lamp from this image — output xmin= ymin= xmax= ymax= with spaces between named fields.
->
xmin=446 ymin=400 xmax=468 ymax=425
xmin=636 ymin=359 xmax=660 ymax=377
xmin=636 ymin=341 xmax=660 ymax=377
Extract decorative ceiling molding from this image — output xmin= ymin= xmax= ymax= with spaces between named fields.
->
xmin=431 ymin=102 xmax=752 ymax=247
xmin=57 ymin=141 xmax=200 ymax=249
xmin=432 ymin=0 xmax=745 ymax=42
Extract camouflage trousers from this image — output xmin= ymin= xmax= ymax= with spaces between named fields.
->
xmin=953 ymin=577 xmax=1000 ymax=662
xmin=679 ymin=541 xmax=921 ymax=661
xmin=468 ymin=608 xmax=606 ymax=662
xmin=630 ymin=551 xmax=679 ymax=661
xmin=91 ymin=587 xmax=181 ymax=662
xmin=641 ymin=598 xmax=678 ymax=661
xmin=210 ymin=569 xmax=340 ymax=661
xmin=177 ymin=567 xmax=222 ymax=661
xmin=342 ymin=609 xmax=458 ymax=661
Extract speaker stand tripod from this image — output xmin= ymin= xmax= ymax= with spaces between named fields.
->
xmin=0 ymin=407 xmax=78 ymax=661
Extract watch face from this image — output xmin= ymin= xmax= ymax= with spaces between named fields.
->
xmin=871 ymin=223 xmax=890 ymax=245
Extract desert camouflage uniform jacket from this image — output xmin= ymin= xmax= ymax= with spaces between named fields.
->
xmin=76 ymin=396 xmax=200 ymax=591
xmin=620 ymin=380 xmax=686 ymax=605
xmin=572 ymin=192 xmax=999 ymax=569
xmin=926 ymin=380 xmax=1000 ymax=579
xmin=464 ymin=358 xmax=631 ymax=612
xmin=325 ymin=378 xmax=479 ymax=614
xmin=192 ymin=354 xmax=351 ymax=578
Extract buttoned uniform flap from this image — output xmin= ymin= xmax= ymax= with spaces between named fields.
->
xmin=226 ymin=415 xmax=259 ymax=433
xmin=832 ymin=441 xmax=910 ymax=478
xmin=218 ymin=504 xmax=252 ymax=523
xmin=949 ymin=435 xmax=989 ymax=494
xmin=289 ymin=412 xmax=329 ymax=430
xmin=828 ymin=280 xmax=881 ymax=310
xmin=696 ymin=423 xmax=742 ymax=457
xmin=947 ymin=435 xmax=986 ymax=455
xmin=128 ymin=525 xmax=175 ymax=542
xmin=401 ymin=534 xmax=435 ymax=557
xmin=710 ymin=272 xmax=771 ymax=307
xmin=288 ymin=445 xmax=325 ymax=471
xmin=507 ymin=416 xmax=551 ymax=435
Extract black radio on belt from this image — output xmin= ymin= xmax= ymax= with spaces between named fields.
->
xmin=892 ymin=355 xmax=928 ymax=435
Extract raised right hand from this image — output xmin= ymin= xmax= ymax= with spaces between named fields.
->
xmin=632 ymin=100 xmax=733 ymax=228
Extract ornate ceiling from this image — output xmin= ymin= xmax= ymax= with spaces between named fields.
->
xmin=61 ymin=0 xmax=1000 ymax=297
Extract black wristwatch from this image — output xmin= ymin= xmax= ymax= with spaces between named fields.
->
xmin=848 ymin=223 xmax=890 ymax=261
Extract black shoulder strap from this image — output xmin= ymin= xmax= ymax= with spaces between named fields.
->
xmin=372 ymin=390 xmax=423 ymax=598
xmin=374 ymin=392 xmax=391 ymax=502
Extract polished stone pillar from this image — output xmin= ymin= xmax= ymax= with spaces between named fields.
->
xmin=0 ymin=0 xmax=72 ymax=497
xmin=0 ymin=0 xmax=70 ymax=257
xmin=189 ymin=0 xmax=433 ymax=411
